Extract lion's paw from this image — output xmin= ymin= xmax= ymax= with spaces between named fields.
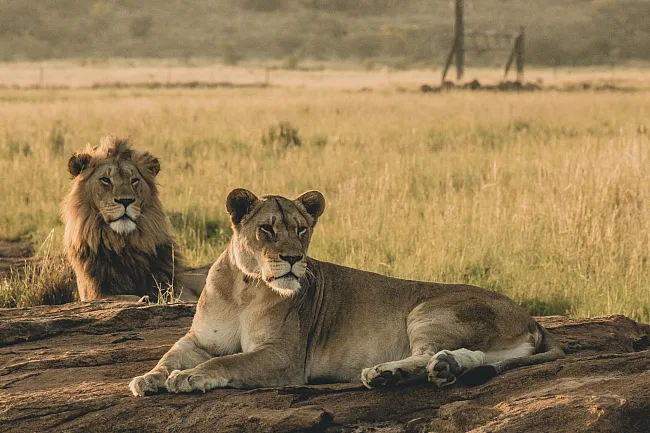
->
xmin=427 ymin=351 xmax=463 ymax=387
xmin=129 ymin=374 xmax=164 ymax=397
xmin=361 ymin=364 xmax=404 ymax=389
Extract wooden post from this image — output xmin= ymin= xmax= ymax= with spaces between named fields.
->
xmin=39 ymin=66 xmax=44 ymax=87
xmin=455 ymin=0 xmax=464 ymax=80
xmin=516 ymin=26 xmax=525 ymax=83
xmin=504 ymin=27 xmax=525 ymax=82
xmin=504 ymin=40 xmax=516 ymax=79
xmin=441 ymin=39 xmax=457 ymax=82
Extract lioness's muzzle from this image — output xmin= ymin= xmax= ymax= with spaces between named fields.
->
xmin=266 ymin=272 xmax=299 ymax=282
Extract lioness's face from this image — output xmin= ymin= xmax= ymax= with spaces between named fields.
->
xmin=226 ymin=189 xmax=325 ymax=297
xmin=68 ymin=146 xmax=161 ymax=235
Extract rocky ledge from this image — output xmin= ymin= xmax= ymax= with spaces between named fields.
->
xmin=1 ymin=302 xmax=649 ymax=432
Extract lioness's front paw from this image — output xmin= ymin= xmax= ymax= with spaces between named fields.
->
xmin=129 ymin=374 xmax=164 ymax=397
xmin=166 ymin=369 xmax=201 ymax=393
xmin=166 ymin=369 xmax=221 ymax=393
xmin=427 ymin=351 xmax=462 ymax=387
xmin=361 ymin=364 xmax=404 ymax=389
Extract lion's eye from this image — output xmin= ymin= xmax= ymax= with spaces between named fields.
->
xmin=99 ymin=177 xmax=112 ymax=185
xmin=260 ymin=224 xmax=274 ymax=235
xmin=131 ymin=178 xmax=140 ymax=186
xmin=297 ymin=226 xmax=307 ymax=235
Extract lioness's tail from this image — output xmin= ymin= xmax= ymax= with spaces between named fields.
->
xmin=461 ymin=325 xmax=565 ymax=385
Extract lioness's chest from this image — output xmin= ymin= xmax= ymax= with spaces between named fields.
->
xmin=191 ymin=302 xmax=242 ymax=356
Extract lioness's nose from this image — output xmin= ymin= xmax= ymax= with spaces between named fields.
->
xmin=115 ymin=198 xmax=135 ymax=208
xmin=280 ymin=255 xmax=303 ymax=266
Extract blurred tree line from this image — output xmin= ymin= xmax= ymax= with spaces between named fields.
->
xmin=0 ymin=0 xmax=648 ymax=67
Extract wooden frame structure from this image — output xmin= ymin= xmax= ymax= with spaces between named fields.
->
xmin=442 ymin=0 xmax=525 ymax=83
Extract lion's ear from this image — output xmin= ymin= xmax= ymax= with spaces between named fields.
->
xmin=136 ymin=152 xmax=161 ymax=177
xmin=68 ymin=153 xmax=92 ymax=177
xmin=296 ymin=190 xmax=325 ymax=224
xmin=226 ymin=188 xmax=258 ymax=225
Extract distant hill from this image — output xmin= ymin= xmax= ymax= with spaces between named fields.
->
xmin=1 ymin=0 xmax=649 ymax=67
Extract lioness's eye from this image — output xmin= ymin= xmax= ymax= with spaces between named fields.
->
xmin=260 ymin=224 xmax=274 ymax=235
xmin=99 ymin=177 xmax=111 ymax=185
xmin=297 ymin=226 xmax=307 ymax=235
xmin=131 ymin=178 xmax=140 ymax=186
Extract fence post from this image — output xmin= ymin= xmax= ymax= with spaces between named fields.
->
xmin=516 ymin=26 xmax=525 ymax=83
xmin=441 ymin=39 xmax=457 ymax=82
xmin=504 ymin=40 xmax=515 ymax=79
xmin=455 ymin=0 xmax=464 ymax=80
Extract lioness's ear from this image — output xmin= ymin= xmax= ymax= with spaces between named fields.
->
xmin=296 ymin=190 xmax=325 ymax=224
xmin=68 ymin=152 xmax=92 ymax=177
xmin=226 ymin=188 xmax=258 ymax=225
xmin=135 ymin=151 xmax=161 ymax=177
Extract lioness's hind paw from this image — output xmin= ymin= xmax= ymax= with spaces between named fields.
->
xmin=427 ymin=351 xmax=462 ymax=388
xmin=129 ymin=375 xmax=158 ymax=397
xmin=361 ymin=365 xmax=403 ymax=389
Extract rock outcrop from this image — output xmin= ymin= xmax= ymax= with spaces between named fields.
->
xmin=1 ymin=302 xmax=649 ymax=432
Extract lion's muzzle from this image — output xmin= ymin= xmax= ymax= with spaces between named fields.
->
xmin=105 ymin=200 xmax=140 ymax=234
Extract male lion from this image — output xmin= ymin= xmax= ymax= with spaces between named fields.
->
xmin=63 ymin=136 xmax=201 ymax=302
xmin=130 ymin=188 xmax=564 ymax=395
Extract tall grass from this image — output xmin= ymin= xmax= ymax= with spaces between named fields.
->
xmin=0 ymin=87 xmax=649 ymax=320
xmin=0 ymin=230 xmax=76 ymax=307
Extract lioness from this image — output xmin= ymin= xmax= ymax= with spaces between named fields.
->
xmin=130 ymin=189 xmax=564 ymax=395
xmin=63 ymin=136 xmax=202 ymax=302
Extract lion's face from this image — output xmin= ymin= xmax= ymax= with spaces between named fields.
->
xmin=85 ymin=160 xmax=152 ymax=234
xmin=226 ymin=189 xmax=325 ymax=297
xmin=66 ymin=137 xmax=161 ymax=236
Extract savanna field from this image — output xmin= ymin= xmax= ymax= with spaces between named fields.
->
xmin=1 ymin=78 xmax=649 ymax=321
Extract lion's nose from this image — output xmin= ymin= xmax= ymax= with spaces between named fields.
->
xmin=280 ymin=255 xmax=303 ymax=266
xmin=114 ymin=198 xmax=135 ymax=208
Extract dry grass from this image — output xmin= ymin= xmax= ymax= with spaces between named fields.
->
xmin=155 ymin=245 xmax=183 ymax=305
xmin=0 ymin=83 xmax=649 ymax=320
xmin=0 ymin=231 xmax=76 ymax=308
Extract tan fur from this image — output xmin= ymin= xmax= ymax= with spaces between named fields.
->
xmin=130 ymin=189 xmax=563 ymax=396
xmin=63 ymin=136 xmax=200 ymax=302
